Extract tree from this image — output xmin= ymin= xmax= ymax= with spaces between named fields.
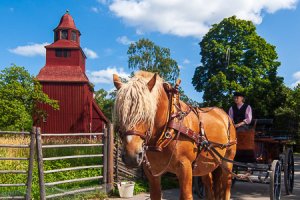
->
xmin=0 ymin=65 xmax=59 ymax=131
xmin=274 ymin=84 xmax=300 ymax=138
xmin=127 ymin=38 xmax=180 ymax=83
xmin=94 ymin=89 xmax=115 ymax=121
xmin=127 ymin=38 xmax=200 ymax=105
xmin=192 ymin=16 xmax=286 ymax=117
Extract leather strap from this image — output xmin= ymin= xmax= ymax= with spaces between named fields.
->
xmin=121 ymin=130 xmax=147 ymax=140
xmin=167 ymin=120 xmax=200 ymax=144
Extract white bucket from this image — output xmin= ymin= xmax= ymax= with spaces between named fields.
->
xmin=117 ymin=181 xmax=135 ymax=198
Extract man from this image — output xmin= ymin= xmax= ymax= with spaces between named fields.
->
xmin=228 ymin=92 xmax=252 ymax=131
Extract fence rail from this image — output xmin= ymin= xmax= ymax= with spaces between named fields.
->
xmin=0 ymin=129 xmax=35 ymax=200
xmin=35 ymin=126 xmax=113 ymax=200
xmin=0 ymin=125 xmax=114 ymax=200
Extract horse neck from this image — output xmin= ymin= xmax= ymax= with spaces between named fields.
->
xmin=152 ymin=88 xmax=170 ymax=140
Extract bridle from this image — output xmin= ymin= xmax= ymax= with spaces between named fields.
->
xmin=118 ymin=81 xmax=178 ymax=168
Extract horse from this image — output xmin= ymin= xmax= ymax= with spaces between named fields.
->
xmin=113 ymin=71 xmax=237 ymax=200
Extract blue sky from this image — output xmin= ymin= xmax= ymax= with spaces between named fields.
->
xmin=0 ymin=0 xmax=299 ymax=101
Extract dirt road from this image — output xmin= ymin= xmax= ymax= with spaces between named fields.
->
xmin=108 ymin=155 xmax=299 ymax=200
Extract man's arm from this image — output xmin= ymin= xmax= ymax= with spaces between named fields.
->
xmin=243 ymin=105 xmax=252 ymax=124
xmin=228 ymin=107 xmax=233 ymax=119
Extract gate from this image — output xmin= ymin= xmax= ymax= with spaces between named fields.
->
xmin=0 ymin=129 xmax=35 ymax=200
xmin=0 ymin=125 xmax=114 ymax=199
xmin=35 ymin=126 xmax=113 ymax=199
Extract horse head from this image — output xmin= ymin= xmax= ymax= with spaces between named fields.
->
xmin=113 ymin=71 xmax=169 ymax=168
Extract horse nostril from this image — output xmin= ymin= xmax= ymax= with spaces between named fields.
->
xmin=139 ymin=152 xmax=143 ymax=158
xmin=138 ymin=151 xmax=144 ymax=162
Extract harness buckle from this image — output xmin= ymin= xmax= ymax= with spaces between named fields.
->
xmin=164 ymin=131 xmax=172 ymax=139
xmin=186 ymin=128 xmax=189 ymax=135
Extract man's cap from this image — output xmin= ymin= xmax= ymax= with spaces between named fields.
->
xmin=233 ymin=92 xmax=245 ymax=97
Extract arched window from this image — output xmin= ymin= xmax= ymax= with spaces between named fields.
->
xmin=71 ymin=31 xmax=77 ymax=41
xmin=61 ymin=30 xmax=68 ymax=40
xmin=54 ymin=31 xmax=59 ymax=41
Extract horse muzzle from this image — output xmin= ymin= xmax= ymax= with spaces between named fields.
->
xmin=121 ymin=149 xmax=145 ymax=168
xmin=119 ymin=130 xmax=150 ymax=168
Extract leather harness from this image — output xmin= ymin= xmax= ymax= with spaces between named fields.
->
xmin=119 ymin=80 xmax=238 ymax=177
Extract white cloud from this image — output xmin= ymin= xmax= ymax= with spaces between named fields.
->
xmin=116 ymin=36 xmax=134 ymax=45
xmin=9 ymin=43 xmax=49 ymax=57
xmin=83 ymin=48 xmax=99 ymax=59
xmin=88 ymin=67 xmax=130 ymax=84
xmin=291 ymin=71 xmax=300 ymax=87
xmin=183 ymin=59 xmax=190 ymax=64
xmin=97 ymin=0 xmax=108 ymax=5
xmin=91 ymin=7 xmax=100 ymax=13
xmin=108 ymin=0 xmax=298 ymax=38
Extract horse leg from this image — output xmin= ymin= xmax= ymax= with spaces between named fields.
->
xmin=220 ymin=162 xmax=233 ymax=200
xmin=143 ymin=165 xmax=162 ymax=200
xmin=201 ymin=173 xmax=215 ymax=200
xmin=212 ymin=163 xmax=233 ymax=200
xmin=212 ymin=166 xmax=224 ymax=199
xmin=219 ymin=144 xmax=236 ymax=200
xmin=177 ymin=159 xmax=193 ymax=200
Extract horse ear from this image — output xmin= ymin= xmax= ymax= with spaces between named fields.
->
xmin=113 ymin=74 xmax=122 ymax=90
xmin=147 ymin=73 xmax=157 ymax=92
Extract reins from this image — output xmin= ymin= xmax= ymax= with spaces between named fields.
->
xmin=119 ymin=78 xmax=238 ymax=178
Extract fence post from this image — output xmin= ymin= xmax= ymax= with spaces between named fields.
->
xmin=107 ymin=123 xmax=114 ymax=192
xmin=25 ymin=127 xmax=36 ymax=200
xmin=36 ymin=127 xmax=46 ymax=200
xmin=103 ymin=127 xmax=108 ymax=193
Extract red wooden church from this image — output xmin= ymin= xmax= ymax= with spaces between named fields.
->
xmin=36 ymin=11 xmax=108 ymax=133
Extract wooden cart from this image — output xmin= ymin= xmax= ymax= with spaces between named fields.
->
xmin=193 ymin=119 xmax=295 ymax=200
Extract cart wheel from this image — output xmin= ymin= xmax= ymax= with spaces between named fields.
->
xmin=279 ymin=153 xmax=285 ymax=171
xmin=270 ymin=160 xmax=281 ymax=200
xmin=193 ymin=177 xmax=205 ymax=199
xmin=284 ymin=148 xmax=294 ymax=195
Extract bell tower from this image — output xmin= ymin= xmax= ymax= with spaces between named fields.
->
xmin=42 ymin=10 xmax=86 ymax=74
xmin=36 ymin=11 xmax=108 ymax=133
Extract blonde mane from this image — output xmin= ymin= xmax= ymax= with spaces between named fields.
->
xmin=114 ymin=71 xmax=163 ymax=132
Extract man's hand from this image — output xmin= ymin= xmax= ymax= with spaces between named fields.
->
xmin=235 ymin=121 xmax=245 ymax=128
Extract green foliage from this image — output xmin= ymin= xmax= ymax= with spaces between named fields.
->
xmin=94 ymin=89 xmax=115 ymax=121
xmin=192 ymin=16 xmax=286 ymax=117
xmin=128 ymin=38 xmax=180 ymax=83
xmin=127 ymin=38 xmax=199 ymax=105
xmin=0 ymin=65 xmax=59 ymax=131
xmin=274 ymin=84 xmax=300 ymax=139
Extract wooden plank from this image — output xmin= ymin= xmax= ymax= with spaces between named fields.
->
xmin=0 ymin=157 xmax=28 ymax=161
xmin=107 ymin=123 xmax=114 ymax=192
xmin=0 ymin=131 xmax=30 ymax=135
xmin=45 ymin=176 xmax=103 ymax=186
xmin=0 ymin=196 xmax=24 ymax=199
xmin=236 ymin=130 xmax=255 ymax=150
xmin=36 ymin=127 xmax=46 ymax=200
xmin=44 ymin=165 xmax=103 ymax=174
xmin=0 ymin=144 xmax=29 ymax=148
xmin=43 ymin=154 xmax=103 ymax=161
xmin=25 ymin=129 xmax=35 ymax=200
xmin=42 ymin=133 xmax=103 ymax=137
xmin=0 ymin=170 xmax=26 ymax=174
xmin=42 ymin=144 xmax=103 ymax=148
xmin=103 ymin=127 xmax=108 ymax=193
xmin=0 ymin=183 xmax=26 ymax=187
xmin=45 ymin=186 xmax=103 ymax=199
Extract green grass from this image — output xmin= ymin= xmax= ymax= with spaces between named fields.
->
xmin=0 ymin=135 xmax=105 ymax=199
xmin=0 ymin=135 xmax=180 ymax=199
